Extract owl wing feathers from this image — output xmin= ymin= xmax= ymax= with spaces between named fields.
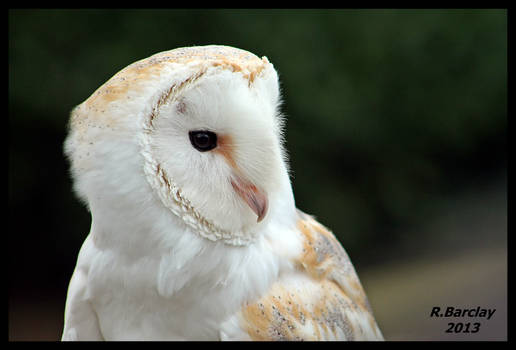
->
xmin=237 ymin=210 xmax=383 ymax=340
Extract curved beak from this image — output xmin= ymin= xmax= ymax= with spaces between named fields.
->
xmin=230 ymin=175 xmax=268 ymax=223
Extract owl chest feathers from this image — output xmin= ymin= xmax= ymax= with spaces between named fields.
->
xmin=78 ymin=212 xmax=300 ymax=340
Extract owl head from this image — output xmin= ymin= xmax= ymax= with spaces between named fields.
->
xmin=64 ymin=45 xmax=296 ymax=246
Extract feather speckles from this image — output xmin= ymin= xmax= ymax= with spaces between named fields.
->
xmin=242 ymin=281 xmax=359 ymax=341
xmin=239 ymin=212 xmax=383 ymax=341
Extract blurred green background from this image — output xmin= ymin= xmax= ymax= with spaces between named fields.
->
xmin=8 ymin=9 xmax=507 ymax=341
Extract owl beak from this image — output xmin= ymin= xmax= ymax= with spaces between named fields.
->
xmin=230 ymin=175 xmax=268 ymax=223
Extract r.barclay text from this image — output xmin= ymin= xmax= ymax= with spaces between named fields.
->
xmin=430 ymin=306 xmax=495 ymax=320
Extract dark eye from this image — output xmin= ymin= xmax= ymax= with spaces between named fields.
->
xmin=189 ymin=130 xmax=218 ymax=152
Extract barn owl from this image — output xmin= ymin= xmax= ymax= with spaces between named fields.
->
xmin=62 ymin=45 xmax=383 ymax=341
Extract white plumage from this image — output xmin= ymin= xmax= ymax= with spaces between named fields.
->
xmin=62 ymin=45 xmax=383 ymax=340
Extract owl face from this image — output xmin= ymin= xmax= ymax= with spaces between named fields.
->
xmin=148 ymin=65 xmax=284 ymax=233
xmin=66 ymin=46 xmax=291 ymax=245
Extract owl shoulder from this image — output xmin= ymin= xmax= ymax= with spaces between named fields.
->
xmin=231 ymin=210 xmax=382 ymax=340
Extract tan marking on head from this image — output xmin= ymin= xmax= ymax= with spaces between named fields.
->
xmin=215 ymin=134 xmax=269 ymax=222
xmin=214 ymin=134 xmax=237 ymax=170
xmin=84 ymin=62 xmax=168 ymax=108
xmin=71 ymin=46 xmax=270 ymax=136
xmin=245 ymin=62 xmax=267 ymax=85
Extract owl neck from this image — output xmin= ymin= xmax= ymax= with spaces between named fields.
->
xmin=88 ymin=168 xmax=297 ymax=259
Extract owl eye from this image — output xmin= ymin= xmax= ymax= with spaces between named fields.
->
xmin=189 ymin=130 xmax=218 ymax=152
